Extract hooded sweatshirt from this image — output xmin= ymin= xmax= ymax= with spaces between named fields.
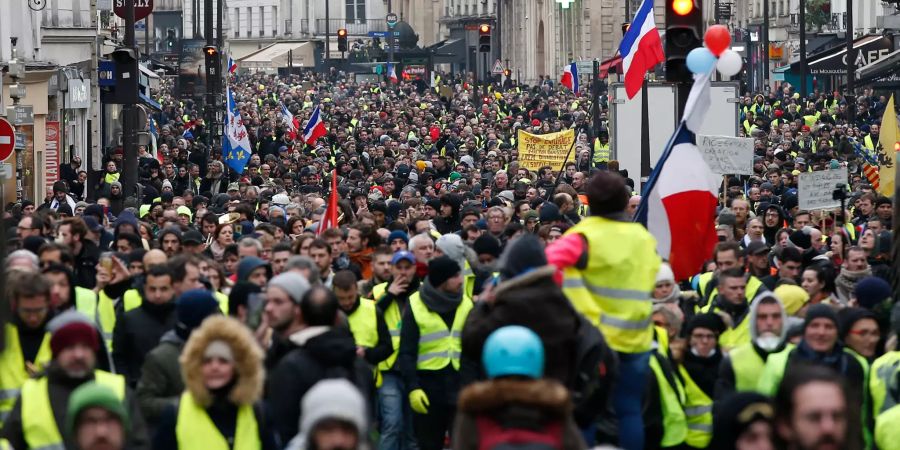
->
xmin=715 ymin=293 xmax=788 ymax=400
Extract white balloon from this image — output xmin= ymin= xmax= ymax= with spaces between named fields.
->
xmin=716 ymin=50 xmax=743 ymax=77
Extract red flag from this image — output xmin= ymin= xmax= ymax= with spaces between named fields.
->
xmin=317 ymin=170 xmax=339 ymax=236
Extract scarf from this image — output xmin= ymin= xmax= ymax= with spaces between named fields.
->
xmin=835 ymin=267 xmax=872 ymax=302
xmin=419 ymin=278 xmax=463 ymax=314
xmin=795 ymin=340 xmax=847 ymax=374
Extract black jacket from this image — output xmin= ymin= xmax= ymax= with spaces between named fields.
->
xmin=265 ymin=327 xmax=373 ymax=440
xmin=113 ymin=300 xmax=176 ymax=387
xmin=1 ymin=364 xmax=150 ymax=450
xmin=74 ymin=240 xmax=101 ymax=289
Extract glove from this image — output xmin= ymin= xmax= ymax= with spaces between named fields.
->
xmin=409 ymin=389 xmax=430 ymax=414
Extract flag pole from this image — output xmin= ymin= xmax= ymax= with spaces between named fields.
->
xmin=545 ymin=130 xmax=579 ymax=201
xmin=640 ymin=77 xmax=650 ymax=179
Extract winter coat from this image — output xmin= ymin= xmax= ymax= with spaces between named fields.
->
xmin=136 ymin=330 xmax=186 ymax=429
xmin=461 ymin=266 xmax=581 ymax=385
xmin=451 ymin=378 xmax=586 ymax=450
xmin=152 ymin=316 xmax=277 ymax=450
xmin=266 ymin=326 xmax=374 ymax=441
xmin=113 ymin=301 xmax=176 ymax=387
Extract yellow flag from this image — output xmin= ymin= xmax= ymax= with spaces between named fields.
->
xmin=878 ymin=95 xmax=900 ymax=197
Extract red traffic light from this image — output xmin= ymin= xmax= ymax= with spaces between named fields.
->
xmin=672 ymin=0 xmax=694 ymax=15
xmin=337 ymin=28 xmax=348 ymax=37
xmin=203 ymin=46 xmax=217 ymax=55
xmin=479 ymin=24 xmax=491 ymax=34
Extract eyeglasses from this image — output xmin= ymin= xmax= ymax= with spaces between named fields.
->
xmin=847 ymin=329 xmax=880 ymax=338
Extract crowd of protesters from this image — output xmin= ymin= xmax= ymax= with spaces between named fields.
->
xmin=0 ymin=66 xmax=899 ymax=450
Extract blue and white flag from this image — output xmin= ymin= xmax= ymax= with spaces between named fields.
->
xmin=223 ymin=87 xmax=252 ymax=174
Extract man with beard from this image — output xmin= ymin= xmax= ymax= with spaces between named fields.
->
xmin=1 ymin=319 xmax=148 ymax=450
xmin=773 ymin=366 xmax=852 ymax=450
xmin=262 ymin=272 xmax=311 ymax=368
xmin=715 ymin=293 xmax=788 ymax=399
xmin=761 ymin=204 xmax=787 ymax=244
xmin=199 ymin=160 xmax=228 ymax=195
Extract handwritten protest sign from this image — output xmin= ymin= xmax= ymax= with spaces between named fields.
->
xmin=697 ymin=135 xmax=754 ymax=175
xmin=517 ymin=129 xmax=575 ymax=171
xmin=798 ymin=168 xmax=848 ymax=210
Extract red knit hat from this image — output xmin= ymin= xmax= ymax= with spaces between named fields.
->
xmin=51 ymin=322 xmax=99 ymax=356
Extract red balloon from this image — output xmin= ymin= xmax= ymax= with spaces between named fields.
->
xmin=704 ymin=25 xmax=732 ymax=56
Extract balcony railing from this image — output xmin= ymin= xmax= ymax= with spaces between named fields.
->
xmin=284 ymin=19 xmax=311 ymax=35
xmin=315 ymin=19 xmax=387 ymax=36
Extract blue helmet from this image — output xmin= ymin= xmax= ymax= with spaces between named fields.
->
xmin=482 ymin=326 xmax=545 ymax=379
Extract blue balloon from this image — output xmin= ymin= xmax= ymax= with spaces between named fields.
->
xmin=686 ymin=47 xmax=717 ymax=74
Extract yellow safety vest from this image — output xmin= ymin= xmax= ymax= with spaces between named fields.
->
xmin=876 ymin=404 xmax=900 ymax=450
xmin=649 ymin=352 xmax=687 ymax=448
xmin=728 ymin=343 xmax=794 ymax=392
xmin=678 ymin=365 xmax=713 ymax=448
xmin=696 ymin=273 xmax=764 ymax=311
xmin=214 ymin=291 xmax=229 ymax=315
xmin=409 ymin=292 xmax=473 ymax=371
xmin=593 ymin=140 xmax=610 ymax=164
xmin=105 ymin=172 xmax=121 ymax=184
xmin=702 ymin=304 xmax=751 ymax=351
xmin=870 ymin=351 xmax=900 ymax=416
xmin=21 ymin=370 xmax=124 ymax=450
xmin=375 ymin=283 xmax=402 ymax=373
xmin=74 ymin=287 xmax=115 ymax=350
xmin=0 ymin=324 xmax=52 ymax=426
xmin=347 ymin=299 xmax=379 ymax=348
xmin=562 ymin=216 xmax=660 ymax=353
xmin=175 ymin=391 xmax=260 ymax=450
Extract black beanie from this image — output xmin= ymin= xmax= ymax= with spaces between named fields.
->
xmin=427 ymin=256 xmax=461 ymax=288
xmin=837 ymin=307 xmax=878 ymax=341
xmin=498 ymin=235 xmax=547 ymax=280
xmin=473 ymin=235 xmax=502 ymax=258
xmin=709 ymin=392 xmax=774 ymax=449
xmin=804 ymin=304 xmax=839 ymax=331
xmin=685 ymin=313 xmax=725 ymax=336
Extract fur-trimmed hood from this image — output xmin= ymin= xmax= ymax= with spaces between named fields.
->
xmin=180 ymin=315 xmax=265 ymax=407
xmin=457 ymin=378 xmax=572 ymax=417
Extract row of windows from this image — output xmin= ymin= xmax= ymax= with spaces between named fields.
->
xmin=228 ymin=0 xmax=366 ymax=37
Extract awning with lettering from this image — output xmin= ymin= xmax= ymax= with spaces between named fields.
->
xmin=805 ymin=34 xmax=893 ymax=75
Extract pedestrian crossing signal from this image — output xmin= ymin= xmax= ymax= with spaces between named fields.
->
xmin=337 ymin=28 xmax=348 ymax=52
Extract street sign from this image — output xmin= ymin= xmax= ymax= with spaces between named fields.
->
xmin=114 ymin=0 xmax=154 ymax=22
xmin=0 ymin=163 xmax=12 ymax=180
xmin=386 ymin=13 xmax=399 ymax=28
xmin=14 ymin=132 xmax=25 ymax=150
xmin=368 ymin=31 xmax=399 ymax=37
xmin=491 ymin=59 xmax=504 ymax=75
xmin=0 ymin=118 xmax=15 ymax=162
xmin=575 ymin=60 xmax=594 ymax=74
xmin=11 ymin=106 xmax=33 ymax=126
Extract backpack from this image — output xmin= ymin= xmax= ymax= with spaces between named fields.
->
xmin=569 ymin=315 xmax=617 ymax=428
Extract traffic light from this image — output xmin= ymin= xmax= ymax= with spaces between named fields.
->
xmin=337 ymin=28 xmax=348 ymax=52
xmin=503 ymin=68 xmax=511 ymax=77
xmin=479 ymin=24 xmax=491 ymax=53
xmin=111 ymin=47 xmax=138 ymax=103
xmin=203 ymin=46 xmax=220 ymax=91
xmin=166 ymin=28 xmax=176 ymax=50
xmin=665 ymin=0 xmax=703 ymax=83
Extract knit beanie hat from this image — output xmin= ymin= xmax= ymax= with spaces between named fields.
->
xmin=685 ymin=313 xmax=725 ymax=336
xmin=498 ymin=234 xmax=547 ymax=281
xmin=387 ymin=230 xmax=409 ymax=245
xmin=427 ymin=256 xmax=461 ymax=288
xmin=717 ymin=209 xmax=737 ymax=227
xmin=268 ymin=272 xmax=310 ymax=304
xmin=175 ymin=289 xmax=221 ymax=340
xmin=292 ymin=379 xmax=367 ymax=450
xmin=656 ymin=262 xmax=675 ymax=284
xmin=51 ymin=321 xmax=100 ymax=357
xmin=539 ymin=202 xmax=563 ymax=223
xmin=837 ymin=307 xmax=878 ymax=341
xmin=709 ymin=392 xmax=773 ymax=449
xmin=66 ymin=382 xmax=130 ymax=437
xmin=853 ymin=277 xmax=891 ymax=310
xmin=804 ymin=304 xmax=839 ymax=330
xmin=788 ymin=229 xmax=812 ymax=250
xmin=435 ymin=234 xmax=466 ymax=270
xmin=472 ymin=235 xmax=502 ymax=258
xmin=773 ymin=284 xmax=809 ymax=316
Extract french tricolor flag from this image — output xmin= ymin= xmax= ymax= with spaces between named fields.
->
xmin=388 ymin=63 xmax=398 ymax=83
xmin=560 ymin=62 xmax=578 ymax=95
xmin=227 ymin=56 xmax=237 ymax=74
xmin=619 ymin=0 xmax=665 ymax=99
xmin=302 ymin=106 xmax=327 ymax=145
xmin=634 ymin=69 xmax=719 ymax=281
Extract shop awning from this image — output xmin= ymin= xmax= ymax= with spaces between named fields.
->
xmin=599 ymin=55 xmax=622 ymax=79
xmin=855 ymin=48 xmax=900 ymax=86
xmin=430 ymin=39 xmax=466 ymax=65
xmin=805 ymin=34 xmax=893 ymax=75
xmin=238 ymin=42 xmax=315 ymax=68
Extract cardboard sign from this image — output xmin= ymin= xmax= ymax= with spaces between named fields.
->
xmin=517 ymin=129 xmax=576 ymax=171
xmin=697 ymin=135 xmax=754 ymax=175
xmin=798 ymin=168 xmax=848 ymax=210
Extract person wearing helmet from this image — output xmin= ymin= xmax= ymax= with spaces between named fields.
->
xmin=451 ymin=326 xmax=586 ymax=450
